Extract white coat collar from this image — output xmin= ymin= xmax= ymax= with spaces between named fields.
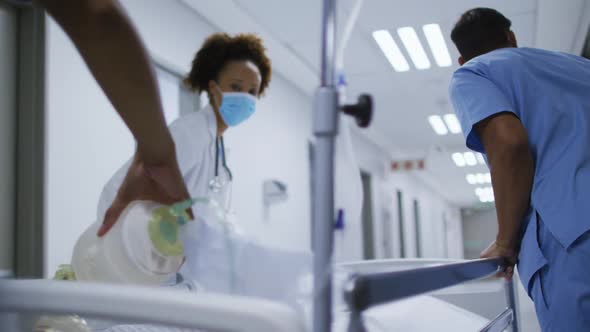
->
xmin=203 ymin=104 xmax=218 ymax=139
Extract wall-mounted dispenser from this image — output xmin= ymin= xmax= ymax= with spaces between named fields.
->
xmin=263 ymin=180 xmax=288 ymax=207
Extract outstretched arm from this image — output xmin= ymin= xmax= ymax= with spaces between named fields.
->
xmin=37 ymin=0 xmax=192 ymax=235
xmin=38 ymin=0 xmax=173 ymax=162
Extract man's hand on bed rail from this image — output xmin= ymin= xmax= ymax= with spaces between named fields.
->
xmin=480 ymin=240 xmax=518 ymax=280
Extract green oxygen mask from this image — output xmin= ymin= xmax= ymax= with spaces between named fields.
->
xmin=148 ymin=198 xmax=203 ymax=256
xmin=65 ymin=198 xmax=209 ymax=285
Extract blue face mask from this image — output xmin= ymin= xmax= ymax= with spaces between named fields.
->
xmin=216 ymin=88 xmax=257 ymax=127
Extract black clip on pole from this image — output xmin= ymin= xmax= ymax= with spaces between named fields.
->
xmin=341 ymin=94 xmax=373 ymax=128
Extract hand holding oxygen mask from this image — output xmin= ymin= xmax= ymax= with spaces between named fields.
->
xmin=98 ymin=150 xmax=193 ymax=237
xmin=67 ymin=199 xmax=200 ymax=285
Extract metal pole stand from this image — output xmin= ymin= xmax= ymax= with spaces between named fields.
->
xmin=311 ymin=1 xmax=337 ymax=331
xmin=311 ymin=1 xmax=373 ymax=331
xmin=311 ymin=86 xmax=338 ymax=332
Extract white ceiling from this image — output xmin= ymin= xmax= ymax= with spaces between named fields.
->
xmin=185 ymin=0 xmax=590 ymax=207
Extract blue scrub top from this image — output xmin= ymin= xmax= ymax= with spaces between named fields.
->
xmin=449 ymin=47 xmax=590 ymax=250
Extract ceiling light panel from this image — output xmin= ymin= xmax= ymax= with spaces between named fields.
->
xmin=452 ymin=153 xmax=466 ymax=167
xmin=464 ymin=152 xmax=477 ymax=166
xmin=422 ymin=24 xmax=452 ymax=67
xmin=443 ymin=114 xmax=462 ymax=134
xmin=454 ymin=152 xmax=488 ymax=168
xmin=373 ymin=30 xmax=410 ymax=72
xmin=476 ymin=153 xmax=486 ymax=165
xmin=466 ymin=173 xmax=492 ymax=185
xmin=397 ymin=27 xmax=431 ymax=70
xmin=475 ymin=186 xmax=495 ymax=202
xmin=428 ymin=115 xmax=448 ymax=135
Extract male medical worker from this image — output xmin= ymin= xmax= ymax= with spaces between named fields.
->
xmin=449 ymin=7 xmax=590 ymax=331
xmin=32 ymin=0 xmax=192 ymax=235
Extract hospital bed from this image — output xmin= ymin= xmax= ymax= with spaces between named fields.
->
xmin=0 ymin=257 xmax=518 ymax=332
xmin=0 ymin=278 xmax=304 ymax=332
xmin=340 ymin=258 xmax=518 ymax=331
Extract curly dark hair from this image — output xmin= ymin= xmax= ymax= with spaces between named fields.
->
xmin=184 ymin=33 xmax=272 ymax=95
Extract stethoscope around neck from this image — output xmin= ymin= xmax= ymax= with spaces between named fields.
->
xmin=208 ymin=136 xmax=233 ymax=193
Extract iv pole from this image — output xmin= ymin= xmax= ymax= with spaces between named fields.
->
xmin=311 ymin=0 xmax=338 ymax=332
xmin=312 ymin=1 xmax=372 ymax=331
xmin=311 ymin=0 xmax=338 ymax=331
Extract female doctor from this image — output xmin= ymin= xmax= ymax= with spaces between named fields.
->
xmin=97 ymin=32 xmax=272 ymax=223
xmin=95 ymin=32 xmax=361 ymax=303
xmin=94 ymin=32 xmax=313 ymax=307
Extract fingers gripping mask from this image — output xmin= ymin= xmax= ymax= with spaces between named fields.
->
xmin=214 ymin=84 xmax=257 ymax=127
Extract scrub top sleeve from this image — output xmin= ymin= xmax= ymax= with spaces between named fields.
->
xmin=449 ymin=69 xmax=516 ymax=152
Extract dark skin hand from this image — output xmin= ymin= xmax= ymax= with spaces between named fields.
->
xmin=475 ymin=112 xmax=535 ymax=280
xmin=99 ymin=151 xmax=192 ymax=236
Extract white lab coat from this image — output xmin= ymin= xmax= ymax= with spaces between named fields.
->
xmin=94 ymin=105 xmax=360 ymax=317
xmin=97 ymin=105 xmax=224 ymax=222
xmin=95 ymin=104 xmax=310 ymax=300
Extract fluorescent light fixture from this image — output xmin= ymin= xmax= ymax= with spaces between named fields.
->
xmin=475 ymin=186 xmax=495 ymax=203
xmin=397 ymin=27 xmax=431 ymax=70
xmin=452 ymin=153 xmax=466 ymax=167
xmin=464 ymin=152 xmax=477 ymax=166
xmin=476 ymin=173 xmax=486 ymax=184
xmin=467 ymin=173 xmax=492 ymax=185
xmin=373 ymin=30 xmax=410 ymax=72
xmin=443 ymin=113 xmax=462 ymax=134
xmin=422 ymin=24 xmax=452 ymax=67
xmin=476 ymin=153 xmax=486 ymax=165
xmin=455 ymin=151 xmax=489 ymax=168
xmin=482 ymin=195 xmax=495 ymax=203
xmin=479 ymin=196 xmax=495 ymax=203
xmin=428 ymin=115 xmax=448 ymax=135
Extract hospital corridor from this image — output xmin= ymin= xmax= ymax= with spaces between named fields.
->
xmin=1 ymin=0 xmax=590 ymax=331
